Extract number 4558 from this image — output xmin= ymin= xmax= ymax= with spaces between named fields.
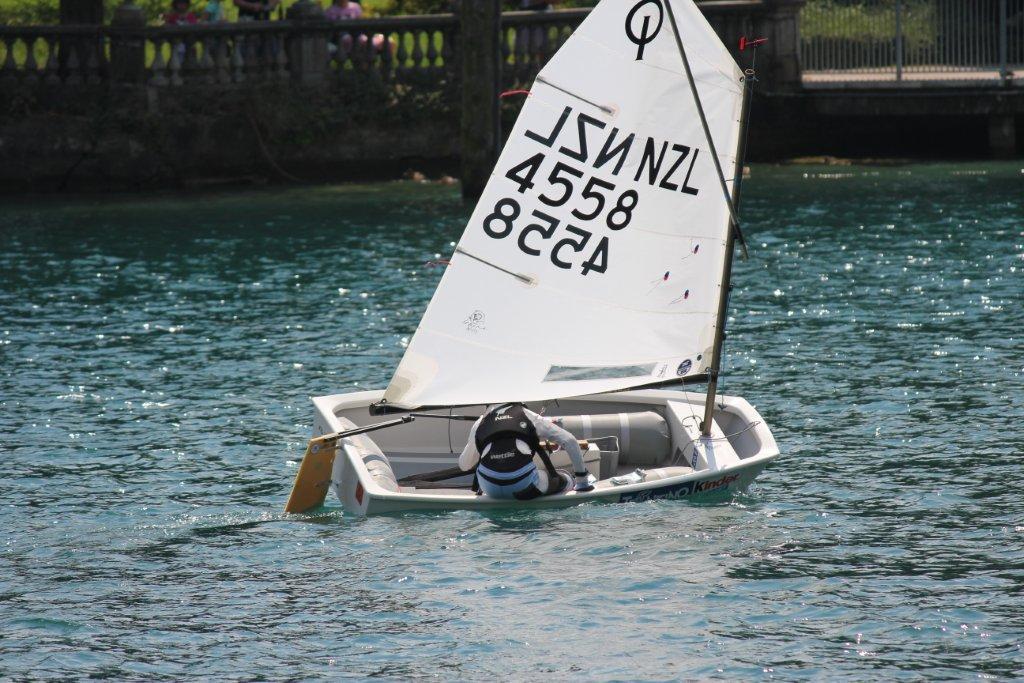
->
xmin=483 ymin=198 xmax=609 ymax=276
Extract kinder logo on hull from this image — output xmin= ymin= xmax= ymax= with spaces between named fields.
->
xmin=620 ymin=473 xmax=739 ymax=502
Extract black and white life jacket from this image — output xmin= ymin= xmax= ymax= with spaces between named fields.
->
xmin=474 ymin=403 xmax=556 ymax=494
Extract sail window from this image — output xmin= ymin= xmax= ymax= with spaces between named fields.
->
xmin=543 ymin=364 xmax=657 ymax=382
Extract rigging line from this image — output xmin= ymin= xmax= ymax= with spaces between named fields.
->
xmin=704 ymin=420 xmax=762 ymax=442
xmin=534 ymin=75 xmax=615 ymax=116
xmin=453 ymin=247 xmax=536 ymax=285
xmin=663 ymin=1 xmax=748 ymax=260
xmin=677 ymin=412 xmax=761 ymax=444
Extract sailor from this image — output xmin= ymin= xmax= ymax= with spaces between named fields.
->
xmin=459 ymin=403 xmax=595 ymax=500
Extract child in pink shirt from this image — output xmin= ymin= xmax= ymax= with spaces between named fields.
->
xmin=324 ymin=0 xmax=362 ymax=21
xmin=163 ymin=0 xmax=199 ymax=24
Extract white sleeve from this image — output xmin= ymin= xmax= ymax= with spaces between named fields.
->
xmin=524 ymin=409 xmax=587 ymax=474
xmin=458 ymin=418 xmax=482 ymax=471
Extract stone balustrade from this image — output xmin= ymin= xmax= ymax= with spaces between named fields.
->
xmin=500 ymin=8 xmax=588 ymax=88
xmin=0 ymin=14 xmax=465 ymax=88
xmin=0 ymin=3 xmax=807 ymax=92
xmin=2 ymin=2 xmax=840 ymax=193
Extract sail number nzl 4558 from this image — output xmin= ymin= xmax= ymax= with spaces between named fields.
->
xmin=482 ymin=155 xmax=637 ymax=277
xmin=480 ymin=104 xmax=702 ymax=277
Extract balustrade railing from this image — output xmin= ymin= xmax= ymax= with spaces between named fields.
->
xmin=801 ymin=0 xmax=1024 ymax=83
xmin=0 ymin=10 xmax=595 ymax=91
xmin=143 ymin=23 xmax=292 ymax=86
xmin=6 ymin=3 xmax=1022 ymax=95
xmin=322 ymin=15 xmax=458 ymax=85
xmin=0 ymin=25 xmax=106 ymax=86
xmin=0 ymin=15 xmax=463 ymax=89
xmin=23 ymin=2 xmax=1019 ymax=95
xmin=0 ymin=4 xmax=805 ymax=98
xmin=501 ymin=9 xmax=588 ymax=88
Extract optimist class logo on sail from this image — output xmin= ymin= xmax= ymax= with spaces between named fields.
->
xmin=625 ymin=0 xmax=665 ymax=60
xmin=481 ymin=103 xmax=703 ymax=278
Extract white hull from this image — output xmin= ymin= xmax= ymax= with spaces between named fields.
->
xmin=308 ymin=388 xmax=779 ymax=516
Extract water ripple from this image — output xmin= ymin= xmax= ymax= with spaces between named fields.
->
xmin=2 ymin=166 xmax=1023 ymax=679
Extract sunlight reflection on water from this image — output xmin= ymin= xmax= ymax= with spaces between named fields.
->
xmin=1 ymin=164 xmax=1022 ymax=679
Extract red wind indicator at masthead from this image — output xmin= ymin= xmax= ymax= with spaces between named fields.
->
xmin=739 ymin=36 xmax=768 ymax=51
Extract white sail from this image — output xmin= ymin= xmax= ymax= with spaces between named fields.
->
xmin=383 ymin=0 xmax=745 ymax=409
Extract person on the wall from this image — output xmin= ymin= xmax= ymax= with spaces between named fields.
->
xmin=234 ymin=0 xmax=279 ymax=21
xmin=162 ymin=0 xmax=199 ymax=65
xmin=233 ymin=0 xmax=281 ymax=65
xmin=324 ymin=0 xmax=362 ymax=20
xmin=163 ymin=0 xmax=199 ymax=24
xmin=202 ymin=0 xmax=226 ymax=22
xmin=325 ymin=0 xmax=393 ymax=60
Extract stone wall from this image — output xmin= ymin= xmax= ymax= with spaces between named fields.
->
xmin=0 ymin=81 xmax=460 ymax=191
xmin=6 ymin=1 xmax=1016 ymax=193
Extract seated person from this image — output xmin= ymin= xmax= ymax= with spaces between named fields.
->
xmin=325 ymin=1 xmax=393 ymax=56
xmin=163 ymin=0 xmax=199 ymax=24
xmin=459 ymin=403 xmax=594 ymax=500
xmin=202 ymin=0 xmax=225 ymax=22
xmin=234 ymin=0 xmax=279 ymax=21
xmin=325 ymin=0 xmax=362 ymax=20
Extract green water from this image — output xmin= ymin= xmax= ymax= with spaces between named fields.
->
xmin=1 ymin=163 xmax=1022 ymax=679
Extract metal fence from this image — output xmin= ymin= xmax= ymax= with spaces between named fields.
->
xmin=801 ymin=0 xmax=1024 ymax=83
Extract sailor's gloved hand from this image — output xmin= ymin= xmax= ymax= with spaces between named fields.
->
xmin=574 ymin=471 xmax=594 ymax=493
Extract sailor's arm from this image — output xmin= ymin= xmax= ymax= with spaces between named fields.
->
xmin=458 ymin=419 xmax=482 ymax=471
xmin=525 ymin=409 xmax=594 ymax=491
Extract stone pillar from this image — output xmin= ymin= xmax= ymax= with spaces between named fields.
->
xmin=287 ymin=0 xmax=328 ymax=86
xmin=988 ymin=114 xmax=1018 ymax=159
xmin=763 ymin=0 xmax=805 ymax=92
xmin=110 ymin=2 xmax=146 ymax=84
xmin=459 ymin=0 xmax=501 ymax=201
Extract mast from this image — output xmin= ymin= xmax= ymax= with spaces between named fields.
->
xmin=663 ymin=0 xmax=753 ymax=436
xmin=701 ymin=75 xmax=752 ymax=436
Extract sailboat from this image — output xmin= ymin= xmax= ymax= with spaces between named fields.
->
xmin=284 ymin=0 xmax=780 ymax=516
